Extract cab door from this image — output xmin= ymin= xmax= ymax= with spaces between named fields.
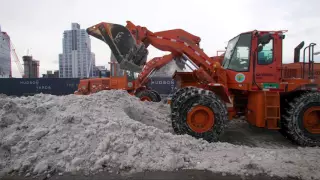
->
xmin=253 ymin=33 xmax=281 ymax=85
xmin=110 ymin=62 xmax=127 ymax=89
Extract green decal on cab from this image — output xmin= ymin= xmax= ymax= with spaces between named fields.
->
xmin=262 ymin=83 xmax=279 ymax=89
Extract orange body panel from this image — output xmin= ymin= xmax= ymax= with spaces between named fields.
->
xmin=173 ymin=72 xmax=200 ymax=88
xmin=282 ymin=62 xmax=320 ymax=80
xmin=76 ymin=77 xmax=111 ymax=95
xmin=109 ymin=76 xmax=129 ymax=89
xmin=75 ymin=75 xmax=135 ymax=95
xmin=247 ymin=92 xmax=265 ymax=127
xmin=75 ymin=55 xmax=178 ymax=95
xmin=246 ymin=91 xmax=280 ymax=128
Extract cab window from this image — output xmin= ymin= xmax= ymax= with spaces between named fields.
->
xmin=226 ymin=33 xmax=251 ymax=72
xmin=258 ymin=39 xmax=273 ymax=65
xmin=111 ymin=63 xmax=115 ymax=77
xmin=110 ymin=63 xmax=125 ymax=77
xmin=126 ymin=71 xmax=138 ymax=81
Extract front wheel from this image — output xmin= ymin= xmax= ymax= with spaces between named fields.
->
xmin=171 ymin=86 xmax=198 ymax=134
xmin=170 ymin=86 xmax=197 ymax=110
xmin=171 ymin=88 xmax=228 ymax=142
xmin=281 ymin=92 xmax=320 ymax=147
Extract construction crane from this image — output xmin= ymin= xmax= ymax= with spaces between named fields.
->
xmin=9 ymin=40 xmax=24 ymax=77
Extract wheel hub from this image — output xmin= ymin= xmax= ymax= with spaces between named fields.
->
xmin=187 ymin=105 xmax=214 ymax=133
xmin=303 ymin=106 xmax=320 ymax=134
xmin=140 ymin=96 xmax=151 ymax=101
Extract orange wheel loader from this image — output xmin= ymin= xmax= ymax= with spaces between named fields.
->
xmin=89 ymin=20 xmax=320 ymax=147
xmin=74 ymin=23 xmax=186 ymax=102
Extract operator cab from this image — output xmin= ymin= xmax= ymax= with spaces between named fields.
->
xmin=125 ymin=70 xmax=139 ymax=81
xmin=109 ymin=60 xmax=139 ymax=90
xmin=221 ymin=30 xmax=286 ymax=86
xmin=110 ymin=64 xmax=139 ymax=81
xmin=222 ymin=33 xmax=251 ymax=72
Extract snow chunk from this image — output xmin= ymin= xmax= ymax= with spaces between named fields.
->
xmin=33 ymin=160 xmax=48 ymax=174
xmin=1 ymin=132 xmax=22 ymax=149
xmin=27 ymin=128 xmax=49 ymax=141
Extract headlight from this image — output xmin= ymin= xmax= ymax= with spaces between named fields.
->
xmin=128 ymin=82 xmax=133 ymax=88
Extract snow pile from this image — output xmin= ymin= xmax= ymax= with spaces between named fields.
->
xmin=0 ymin=90 xmax=320 ymax=180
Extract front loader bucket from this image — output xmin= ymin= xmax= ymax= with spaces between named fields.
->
xmin=87 ymin=22 xmax=148 ymax=72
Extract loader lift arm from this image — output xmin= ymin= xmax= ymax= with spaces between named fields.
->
xmin=80 ymin=22 xmax=187 ymax=102
xmin=125 ymin=21 xmax=220 ymax=85
xmin=86 ymin=21 xmax=222 ymax=85
xmin=136 ymin=53 xmax=176 ymax=87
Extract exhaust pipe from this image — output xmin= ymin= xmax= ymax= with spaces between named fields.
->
xmin=294 ymin=41 xmax=304 ymax=63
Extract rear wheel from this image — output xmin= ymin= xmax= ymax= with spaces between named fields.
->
xmin=281 ymin=92 xmax=320 ymax=147
xmin=171 ymin=88 xmax=228 ymax=142
xmin=149 ymin=90 xmax=161 ymax=102
xmin=135 ymin=90 xmax=159 ymax=102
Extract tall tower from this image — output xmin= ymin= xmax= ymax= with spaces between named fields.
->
xmin=0 ymin=25 xmax=11 ymax=78
xmin=59 ymin=23 xmax=95 ymax=78
xmin=23 ymin=55 xmax=40 ymax=78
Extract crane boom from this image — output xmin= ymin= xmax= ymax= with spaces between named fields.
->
xmin=10 ymin=41 xmax=24 ymax=77
xmin=1 ymin=33 xmax=24 ymax=77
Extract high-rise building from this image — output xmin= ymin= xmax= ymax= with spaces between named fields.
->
xmin=59 ymin=23 xmax=95 ymax=78
xmin=42 ymin=70 xmax=59 ymax=78
xmin=23 ymin=55 xmax=40 ymax=78
xmin=0 ymin=25 xmax=11 ymax=78
xmin=93 ymin=65 xmax=107 ymax=77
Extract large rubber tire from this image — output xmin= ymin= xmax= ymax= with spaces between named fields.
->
xmin=170 ymin=86 xmax=197 ymax=110
xmin=149 ymin=90 xmax=161 ymax=102
xmin=171 ymin=88 xmax=228 ymax=142
xmin=171 ymin=87 xmax=198 ymax=134
xmin=281 ymin=92 xmax=320 ymax=147
xmin=135 ymin=90 xmax=160 ymax=102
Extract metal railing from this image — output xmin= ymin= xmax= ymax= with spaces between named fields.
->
xmin=302 ymin=43 xmax=317 ymax=79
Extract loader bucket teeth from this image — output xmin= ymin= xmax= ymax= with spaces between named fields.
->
xmin=86 ymin=22 xmax=148 ymax=72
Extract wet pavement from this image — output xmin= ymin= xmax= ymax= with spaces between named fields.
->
xmin=2 ymin=169 xmax=301 ymax=180
xmin=219 ymin=118 xmax=296 ymax=148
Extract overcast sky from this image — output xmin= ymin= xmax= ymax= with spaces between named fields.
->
xmin=1 ymin=0 xmax=319 ymax=77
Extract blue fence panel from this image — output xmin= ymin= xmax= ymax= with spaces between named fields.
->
xmin=0 ymin=77 xmax=177 ymax=97
xmin=147 ymin=77 xmax=177 ymax=95
xmin=0 ymin=78 xmax=80 ymax=96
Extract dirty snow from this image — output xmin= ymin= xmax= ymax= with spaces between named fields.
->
xmin=0 ymin=90 xmax=319 ymax=180
xmin=152 ymin=58 xmax=187 ymax=77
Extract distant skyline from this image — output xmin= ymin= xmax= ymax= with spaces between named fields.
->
xmin=0 ymin=0 xmax=319 ymax=77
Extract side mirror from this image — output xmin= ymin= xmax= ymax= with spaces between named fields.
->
xmin=279 ymin=34 xmax=285 ymax=40
xmin=258 ymin=33 xmax=272 ymax=45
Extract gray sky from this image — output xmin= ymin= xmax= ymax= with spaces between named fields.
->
xmin=1 ymin=0 xmax=319 ymax=77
